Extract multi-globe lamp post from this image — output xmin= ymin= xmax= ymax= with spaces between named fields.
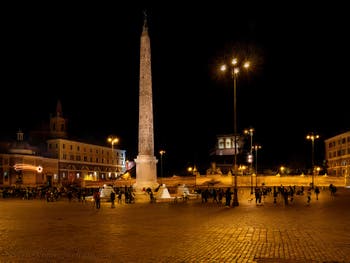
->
xmin=107 ymin=136 xmax=119 ymax=180
xmin=220 ymin=57 xmax=250 ymax=206
xmin=244 ymin=128 xmax=254 ymax=194
xmin=306 ymin=132 xmax=319 ymax=188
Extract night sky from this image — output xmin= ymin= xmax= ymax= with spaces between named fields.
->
xmin=2 ymin=3 xmax=349 ymax=175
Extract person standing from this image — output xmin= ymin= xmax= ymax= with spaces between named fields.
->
xmin=110 ymin=191 xmax=116 ymax=208
xmin=225 ymin=188 xmax=232 ymax=207
xmin=94 ymin=190 xmax=101 ymax=209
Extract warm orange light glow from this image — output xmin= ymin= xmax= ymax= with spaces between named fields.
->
xmin=306 ymin=134 xmax=320 ymax=140
xmin=244 ymin=128 xmax=254 ymax=135
xmin=108 ymin=136 xmax=119 ymax=145
xmin=14 ymin=163 xmax=43 ymax=173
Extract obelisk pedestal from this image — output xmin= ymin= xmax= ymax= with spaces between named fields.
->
xmin=134 ymin=155 xmax=158 ymax=191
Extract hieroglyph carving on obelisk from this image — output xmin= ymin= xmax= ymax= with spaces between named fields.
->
xmin=134 ymin=13 xmax=158 ymax=190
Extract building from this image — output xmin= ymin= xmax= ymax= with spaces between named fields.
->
xmin=46 ymin=138 xmax=126 ymax=187
xmin=0 ymin=101 xmax=127 ymax=188
xmin=325 ymin=131 xmax=350 ymax=177
xmin=0 ymin=130 xmax=58 ymax=187
xmin=208 ymin=134 xmax=246 ymax=175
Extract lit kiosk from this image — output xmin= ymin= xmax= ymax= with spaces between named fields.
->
xmin=134 ymin=13 xmax=159 ymax=193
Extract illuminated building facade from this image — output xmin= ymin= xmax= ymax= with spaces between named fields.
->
xmin=325 ymin=131 xmax=350 ymax=177
xmin=46 ymin=138 xmax=126 ymax=186
xmin=209 ymin=134 xmax=243 ymax=175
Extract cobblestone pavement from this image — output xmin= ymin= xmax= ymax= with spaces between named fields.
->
xmin=0 ymin=187 xmax=350 ymax=263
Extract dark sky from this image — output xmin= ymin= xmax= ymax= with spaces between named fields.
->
xmin=2 ymin=3 xmax=349 ymax=175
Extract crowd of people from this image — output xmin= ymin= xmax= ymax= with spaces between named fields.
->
xmin=194 ymin=184 xmax=337 ymax=207
xmin=0 ymin=183 xmax=339 ymax=208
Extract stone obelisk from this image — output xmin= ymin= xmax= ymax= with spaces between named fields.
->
xmin=134 ymin=14 xmax=158 ymax=191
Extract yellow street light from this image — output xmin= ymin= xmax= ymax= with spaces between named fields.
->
xmin=280 ymin=166 xmax=285 ymax=174
xmin=306 ymin=132 xmax=320 ymax=188
xmin=159 ymin=150 xmax=166 ymax=184
xmin=220 ymin=57 xmax=251 ymax=207
xmin=107 ymin=136 xmax=119 ymax=179
xmin=253 ymin=144 xmax=262 ymax=187
xmin=244 ymin=127 xmax=254 ymax=194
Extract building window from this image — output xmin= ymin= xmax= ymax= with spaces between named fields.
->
xmin=218 ymin=139 xmax=224 ymax=149
xmin=225 ymin=138 xmax=231 ymax=149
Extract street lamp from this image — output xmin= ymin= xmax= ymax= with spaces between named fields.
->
xmin=187 ymin=165 xmax=196 ymax=188
xmin=244 ymin=128 xmax=254 ymax=194
xmin=107 ymin=136 xmax=119 ymax=179
xmin=159 ymin=150 xmax=166 ymax=184
xmin=221 ymin=58 xmax=250 ymax=206
xmin=306 ymin=132 xmax=319 ymax=188
xmin=314 ymin=166 xmax=321 ymax=186
xmin=253 ymin=144 xmax=262 ymax=188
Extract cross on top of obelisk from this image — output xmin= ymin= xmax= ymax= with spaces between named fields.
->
xmin=143 ymin=10 xmax=148 ymax=31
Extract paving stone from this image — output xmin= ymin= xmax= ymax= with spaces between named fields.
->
xmin=0 ymin=187 xmax=349 ymax=262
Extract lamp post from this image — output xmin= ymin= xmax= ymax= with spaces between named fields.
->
xmin=107 ymin=136 xmax=119 ymax=180
xmin=253 ymin=144 xmax=262 ymax=188
xmin=244 ymin=128 xmax=254 ymax=194
xmin=221 ymin=58 xmax=250 ymax=207
xmin=159 ymin=150 xmax=166 ymax=184
xmin=306 ymin=132 xmax=319 ymax=188
xmin=187 ymin=165 xmax=197 ymax=188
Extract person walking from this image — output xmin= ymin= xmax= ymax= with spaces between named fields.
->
xmin=307 ymin=187 xmax=312 ymax=205
xmin=314 ymin=186 xmax=320 ymax=200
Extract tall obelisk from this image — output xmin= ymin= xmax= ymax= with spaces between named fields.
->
xmin=134 ymin=13 xmax=158 ymax=191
